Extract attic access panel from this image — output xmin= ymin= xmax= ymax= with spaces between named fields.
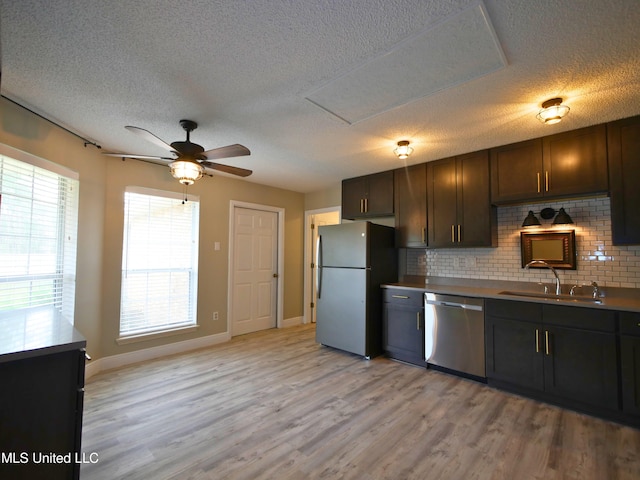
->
xmin=305 ymin=2 xmax=507 ymax=124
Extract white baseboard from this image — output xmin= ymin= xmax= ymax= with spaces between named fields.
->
xmin=281 ymin=316 xmax=303 ymax=328
xmin=85 ymin=331 xmax=231 ymax=379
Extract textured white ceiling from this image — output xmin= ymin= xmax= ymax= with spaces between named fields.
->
xmin=1 ymin=0 xmax=639 ymax=193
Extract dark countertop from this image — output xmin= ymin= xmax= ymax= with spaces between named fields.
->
xmin=383 ymin=277 xmax=640 ymax=313
xmin=0 ymin=307 xmax=86 ymax=363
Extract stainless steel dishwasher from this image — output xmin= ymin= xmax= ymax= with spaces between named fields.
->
xmin=424 ymin=292 xmax=485 ymax=378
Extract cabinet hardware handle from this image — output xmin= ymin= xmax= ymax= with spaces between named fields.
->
xmin=537 ymin=172 xmax=541 ymax=193
xmin=457 ymin=225 xmax=461 ymax=243
xmin=451 ymin=225 xmax=455 ymax=243
xmin=545 ymin=171 xmax=549 ymax=192
xmin=360 ymin=199 xmax=364 ymax=213
xmin=416 ymin=312 xmax=420 ymax=330
xmin=545 ymin=330 xmax=551 ymax=355
xmin=391 ymin=295 xmax=409 ymax=299
xmin=535 ymin=329 xmax=540 ymax=353
xmin=364 ymin=198 xmax=368 ymax=213
xmin=422 ymin=227 xmax=426 ymax=244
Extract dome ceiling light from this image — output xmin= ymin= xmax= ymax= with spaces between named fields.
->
xmin=394 ymin=140 xmax=413 ymax=160
xmin=536 ymin=97 xmax=570 ymax=125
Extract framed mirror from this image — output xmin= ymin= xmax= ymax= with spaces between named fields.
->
xmin=521 ymin=230 xmax=576 ymax=269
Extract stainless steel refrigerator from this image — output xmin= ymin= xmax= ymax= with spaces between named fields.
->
xmin=315 ymin=221 xmax=397 ymax=358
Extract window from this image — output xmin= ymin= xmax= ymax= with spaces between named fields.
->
xmin=119 ymin=187 xmax=199 ymax=339
xmin=0 ymin=146 xmax=79 ymax=319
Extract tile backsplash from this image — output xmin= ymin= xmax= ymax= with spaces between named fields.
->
xmin=410 ymin=197 xmax=640 ymax=289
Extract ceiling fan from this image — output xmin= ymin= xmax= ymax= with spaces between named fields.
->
xmin=104 ymin=119 xmax=252 ymax=184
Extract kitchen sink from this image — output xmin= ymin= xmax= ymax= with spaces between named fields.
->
xmin=498 ymin=290 xmax=603 ymax=304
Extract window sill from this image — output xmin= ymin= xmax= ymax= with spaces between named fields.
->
xmin=116 ymin=325 xmax=199 ymax=345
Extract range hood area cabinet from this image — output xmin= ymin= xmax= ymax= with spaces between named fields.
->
xmin=490 ymin=124 xmax=608 ymax=205
xmin=608 ymin=115 xmax=640 ymax=245
xmin=394 ymin=163 xmax=427 ymax=248
xmin=426 ymin=150 xmax=497 ymax=248
xmin=342 ymin=171 xmax=394 ymax=220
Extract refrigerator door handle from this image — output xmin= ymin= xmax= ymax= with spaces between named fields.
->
xmin=316 ymin=234 xmax=323 ymax=299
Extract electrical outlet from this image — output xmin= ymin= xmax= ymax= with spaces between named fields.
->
xmin=213 ymin=311 xmax=219 ymax=321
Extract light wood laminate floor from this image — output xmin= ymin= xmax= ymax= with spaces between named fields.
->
xmin=81 ymin=324 xmax=640 ymax=480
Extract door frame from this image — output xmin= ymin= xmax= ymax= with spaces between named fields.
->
xmin=228 ymin=200 xmax=285 ymax=333
xmin=303 ymin=206 xmax=341 ymax=324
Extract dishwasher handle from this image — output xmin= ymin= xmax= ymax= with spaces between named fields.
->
xmin=425 ymin=299 xmax=483 ymax=312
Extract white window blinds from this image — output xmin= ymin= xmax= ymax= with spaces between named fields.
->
xmin=0 ymin=151 xmax=79 ymax=319
xmin=120 ymin=188 xmax=199 ymax=337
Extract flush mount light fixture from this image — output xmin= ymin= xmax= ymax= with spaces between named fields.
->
xmin=169 ymin=159 xmax=204 ymax=185
xmin=536 ymin=97 xmax=570 ymax=125
xmin=394 ymin=140 xmax=413 ymax=159
xmin=522 ymin=207 xmax=574 ymax=228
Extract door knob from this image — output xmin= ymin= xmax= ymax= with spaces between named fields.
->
xmin=273 ymin=273 xmax=279 ymax=278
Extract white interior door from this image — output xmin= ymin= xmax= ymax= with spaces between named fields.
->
xmin=232 ymin=207 xmax=278 ymax=336
xmin=305 ymin=209 xmax=340 ymax=324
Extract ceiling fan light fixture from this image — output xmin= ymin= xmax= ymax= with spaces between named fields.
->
xmin=394 ymin=140 xmax=413 ymax=159
xmin=536 ymin=97 xmax=570 ymax=125
xmin=169 ymin=159 xmax=204 ymax=185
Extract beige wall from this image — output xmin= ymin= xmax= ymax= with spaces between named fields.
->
xmin=1 ymin=98 xmax=107 ymax=357
xmin=304 ymin=185 xmax=341 ymax=211
xmin=1 ymin=97 xmax=305 ymax=360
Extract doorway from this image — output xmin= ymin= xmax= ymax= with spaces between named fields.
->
xmin=229 ymin=202 xmax=284 ymax=336
xmin=303 ymin=207 xmax=341 ymax=324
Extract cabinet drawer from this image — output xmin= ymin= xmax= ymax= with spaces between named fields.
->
xmin=485 ymin=299 xmax=541 ymax=322
xmin=383 ymin=288 xmax=424 ymax=307
xmin=543 ymin=305 xmax=616 ymax=332
xmin=620 ymin=312 xmax=640 ymax=336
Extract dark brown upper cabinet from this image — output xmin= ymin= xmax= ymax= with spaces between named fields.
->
xmin=427 ymin=150 xmax=496 ymax=248
xmin=394 ymin=163 xmax=427 ymax=248
xmin=608 ymin=115 xmax=640 ymax=245
xmin=342 ymin=170 xmax=394 ymax=220
xmin=491 ymin=124 xmax=608 ymax=205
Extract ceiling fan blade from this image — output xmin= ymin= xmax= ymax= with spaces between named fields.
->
xmin=102 ymin=152 xmax=175 ymax=160
xmin=125 ymin=126 xmax=178 ymax=154
xmin=202 ymin=143 xmax=250 ymax=160
xmin=201 ymin=161 xmax=253 ymax=177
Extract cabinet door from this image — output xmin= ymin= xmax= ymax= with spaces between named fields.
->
xmin=457 ymin=150 xmax=496 ymax=247
xmin=395 ymin=163 xmax=427 ymax=247
xmin=365 ymin=171 xmax=394 ymax=217
xmin=0 ymin=349 xmax=83 ymax=480
xmin=342 ymin=176 xmax=367 ymax=219
xmin=485 ymin=315 xmax=544 ymax=391
xmin=490 ymin=138 xmax=543 ymax=204
xmin=543 ymin=325 xmax=618 ymax=410
xmin=608 ymin=115 xmax=640 ymax=245
xmin=383 ymin=303 xmax=425 ymax=366
xmin=427 ymin=157 xmax=458 ymax=247
xmin=543 ymin=124 xmax=608 ymax=199
xmin=621 ymin=335 xmax=640 ymax=417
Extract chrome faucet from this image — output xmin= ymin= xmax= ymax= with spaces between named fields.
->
xmin=525 ymin=260 xmax=561 ymax=295
xmin=591 ymin=281 xmax=600 ymax=299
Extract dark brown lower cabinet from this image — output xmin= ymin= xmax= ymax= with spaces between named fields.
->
xmin=543 ymin=324 xmax=618 ymax=410
xmin=620 ymin=312 xmax=640 ymax=417
xmin=0 ymin=348 xmax=85 ymax=480
xmin=485 ymin=299 xmax=619 ymax=413
xmin=382 ymin=289 xmax=426 ymax=367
